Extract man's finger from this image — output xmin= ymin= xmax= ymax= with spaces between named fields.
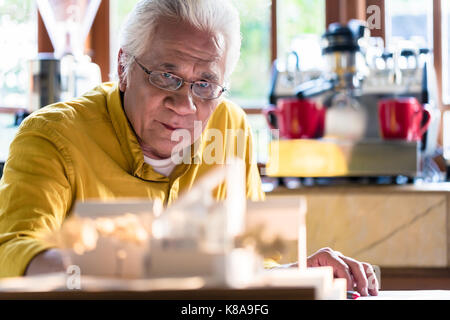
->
xmin=338 ymin=255 xmax=369 ymax=296
xmin=363 ymin=263 xmax=379 ymax=296
xmin=318 ymin=251 xmax=355 ymax=290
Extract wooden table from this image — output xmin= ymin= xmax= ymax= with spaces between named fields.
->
xmin=0 ymin=288 xmax=448 ymax=300
xmin=0 ymin=288 xmax=317 ymax=300
xmin=0 ymin=274 xmax=448 ymax=300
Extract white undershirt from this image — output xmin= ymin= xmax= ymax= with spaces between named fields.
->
xmin=143 ymin=155 xmax=177 ymax=177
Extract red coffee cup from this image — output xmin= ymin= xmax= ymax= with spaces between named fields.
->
xmin=378 ymin=97 xmax=431 ymax=141
xmin=263 ymin=98 xmax=326 ymax=139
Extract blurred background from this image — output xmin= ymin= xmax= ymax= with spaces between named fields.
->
xmin=0 ymin=0 xmax=449 ymax=177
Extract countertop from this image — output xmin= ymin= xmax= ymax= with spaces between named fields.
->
xmin=266 ymin=182 xmax=450 ymax=195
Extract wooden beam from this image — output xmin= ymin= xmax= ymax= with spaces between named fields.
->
xmin=434 ymin=0 xmax=443 ymax=109
xmin=89 ymin=0 xmax=110 ymax=82
xmin=326 ymin=0 xmax=368 ymax=26
xmin=339 ymin=0 xmax=347 ymax=24
xmin=271 ymin=0 xmax=277 ymax=63
xmin=345 ymin=0 xmax=366 ymax=22
xmin=433 ymin=0 xmax=446 ymax=146
xmin=326 ymin=0 xmax=341 ymax=27
xmin=37 ymin=10 xmax=53 ymax=53
xmin=366 ymin=0 xmax=386 ymax=43
xmin=326 ymin=0 xmax=385 ymax=42
xmin=244 ymin=108 xmax=264 ymax=115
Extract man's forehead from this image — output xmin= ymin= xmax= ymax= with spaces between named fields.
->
xmin=141 ymin=24 xmax=226 ymax=81
xmin=173 ymin=47 xmax=223 ymax=63
xmin=148 ymin=19 xmax=226 ymax=61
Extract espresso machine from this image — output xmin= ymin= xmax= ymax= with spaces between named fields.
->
xmin=266 ymin=20 xmax=442 ymax=184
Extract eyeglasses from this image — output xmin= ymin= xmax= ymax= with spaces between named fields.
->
xmin=134 ymin=57 xmax=226 ymax=100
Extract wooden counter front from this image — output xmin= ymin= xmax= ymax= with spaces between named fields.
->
xmin=265 ymin=183 xmax=450 ymax=269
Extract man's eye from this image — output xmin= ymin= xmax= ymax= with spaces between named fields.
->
xmin=197 ymin=81 xmax=210 ymax=88
xmin=162 ymin=73 xmax=173 ymax=79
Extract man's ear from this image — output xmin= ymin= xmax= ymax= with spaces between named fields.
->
xmin=118 ymin=48 xmax=128 ymax=92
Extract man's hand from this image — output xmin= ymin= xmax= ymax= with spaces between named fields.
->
xmin=24 ymin=249 xmax=67 ymax=276
xmin=307 ymin=247 xmax=379 ymax=296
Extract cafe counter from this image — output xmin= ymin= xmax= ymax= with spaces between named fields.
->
xmin=265 ymin=182 xmax=450 ymax=289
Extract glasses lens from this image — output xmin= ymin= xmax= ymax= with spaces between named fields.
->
xmin=192 ymin=82 xmax=223 ymax=99
xmin=149 ymin=72 xmax=182 ymax=90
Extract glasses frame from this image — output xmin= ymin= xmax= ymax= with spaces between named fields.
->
xmin=133 ymin=57 xmax=227 ymax=100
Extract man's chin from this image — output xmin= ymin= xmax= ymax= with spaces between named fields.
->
xmin=150 ymin=148 xmax=173 ymax=160
xmin=141 ymin=137 xmax=194 ymax=160
xmin=150 ymin=145 xmax=185 ymax=160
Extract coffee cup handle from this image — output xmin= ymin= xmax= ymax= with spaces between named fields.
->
xmin=418 ymin=108 xmax=431 ymax=138
xmin=263 ymin=106 xmax=279 ymax=130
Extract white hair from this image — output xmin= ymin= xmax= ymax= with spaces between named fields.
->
xmin=119 ymin=0 xmax=241 ymax=85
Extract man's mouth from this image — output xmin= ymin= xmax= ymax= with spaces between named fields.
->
xmin=159 ymin=121 xmax=187 ymax=131
xmin=161 ymin=122 xmax=177 ymax=131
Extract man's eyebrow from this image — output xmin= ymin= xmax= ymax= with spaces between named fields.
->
xmin=158 ymin=63 xmax=178 ymax=70
xmin=157 ymin=63 xmax=219 ymax=82
xmin=201 ymin=72 xmax=219 ymax=82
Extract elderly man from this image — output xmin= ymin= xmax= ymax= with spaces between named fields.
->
xmin=0 ymin=0 xmax=377 ymax=296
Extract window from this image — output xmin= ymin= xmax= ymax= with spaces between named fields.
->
xmin=227 ymin=0 xmax=271 ymax=108
xmin=0 ymin=0 xmax=36 ymax=109
xmin=385 ymin=0 xmax=434 ymax=50
xmin=277 ymin=0 xmax=325 ymax=64
xmin=109 ymin=0 xmax=140 ymax=81
xmin=385 ymin=0 xmax=449 ymax=108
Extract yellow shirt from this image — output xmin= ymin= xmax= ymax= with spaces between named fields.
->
xmin=0 ymin=82 xmax=264 ymax=278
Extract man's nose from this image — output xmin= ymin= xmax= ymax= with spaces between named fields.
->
xmin=166 ymin=84 xmax=197 ymax=116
